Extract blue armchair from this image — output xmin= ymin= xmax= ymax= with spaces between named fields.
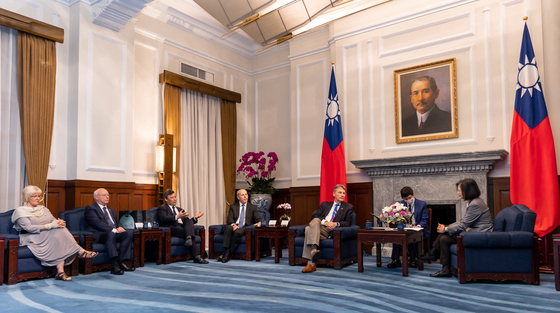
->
xmin=450 ymin=204 xmax=539 ymax=284
xmin=0 ymin=209 xmax=78 ymax=285
xmin=288 ymin=211 xmax=359 ymax=269
xmin=146 ymin=207 xmax=206 ymax=263
xmin=59 ymin=207 xmax=140 ymax=274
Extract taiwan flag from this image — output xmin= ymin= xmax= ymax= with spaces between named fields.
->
xmin=320 ymin=65 xmax=347 ymax=203
xmin=510 ymin=23 xmax=560 ymax=237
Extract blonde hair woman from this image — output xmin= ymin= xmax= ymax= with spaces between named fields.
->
xmin=11 ymin=185 xmax=98 ymax=281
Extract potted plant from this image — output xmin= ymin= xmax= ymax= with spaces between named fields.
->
xmin=237 ymin=151 xmax=278 ymax=213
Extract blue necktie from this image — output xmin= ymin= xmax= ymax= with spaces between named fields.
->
xmin=330 ymin=204 xmax=339 ymax=222
xmin=103 ymin=207 xmax=115 ymax=227
xmin=238 ymin=204 xmax=245 ymax=227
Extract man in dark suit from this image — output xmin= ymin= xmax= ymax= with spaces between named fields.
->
xmin=301 ymin=184 xmax=354 ymax=273
xmin=84 ymin=188 xmax=135 ymax=275
xmin=156 ymin=189 xmax=208 ymax=264
xmin=401 ymin=76 xmax=452 ymax=137
xmin=217 ymin=189 xmax=261 ymax=263
xmin=387 ymin=187 xmax=430 ymax=269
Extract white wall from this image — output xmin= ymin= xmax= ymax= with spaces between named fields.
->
xmin=2 ymin=0 xmax=556 ymax=191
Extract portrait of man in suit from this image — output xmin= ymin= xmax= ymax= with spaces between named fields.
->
xmin=395 ymin=58 xmax=458 ymax=143
xmin=216 ymin=189 xmax=261 ymax=263
xmin=84 ymin=188 xmax=135 ymax=275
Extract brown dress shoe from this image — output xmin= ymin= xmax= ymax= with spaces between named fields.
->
xmin=301 ymin=263 xmax=317 ymax=273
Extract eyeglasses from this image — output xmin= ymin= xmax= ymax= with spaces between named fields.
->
xmin=98 ymin=194 xmax=110 ymax=197
xmin=30 ymin=195 xmax=42 ymax=198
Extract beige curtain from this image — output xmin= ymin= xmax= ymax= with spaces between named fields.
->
xmin=221 ymin=99 xmax=237 ymax=220
xmin=17 ymin=31 xmax=56 ymax=195
xmin=164 ymin=83 xmax=181 ymax=194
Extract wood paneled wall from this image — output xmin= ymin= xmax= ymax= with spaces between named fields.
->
xmin=45 ymin=180 xmax=158 ymax=217
xmin=272 ymin=182 xmax=373 ymax=228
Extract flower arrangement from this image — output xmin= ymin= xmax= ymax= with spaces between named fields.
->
xmin=277 ymin=203 xmax=291 ymax=221
xmin=378 ymin=202 xmax=413 ymax=224
xmin=237 ymin=151 xmax=278 ymax=194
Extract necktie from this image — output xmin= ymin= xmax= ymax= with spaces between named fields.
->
xmin=330 ymin=203 xmax=339 ymax=222
xmin=173 ymin=206 xmax=183 ymax=224
xmin=238 ymin=204 xmax=245 ymax=227
xmin=103 ymin=207 xmax=115 ymax=227
xmin=419 ymin=119 xmax=423 ymax=129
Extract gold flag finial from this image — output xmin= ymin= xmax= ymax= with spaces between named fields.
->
xmin=523 ymin=16 xmax=528 ymax=21
xmin=332 ymin=61 xmax=335 ymax=65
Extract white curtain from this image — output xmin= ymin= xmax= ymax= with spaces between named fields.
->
xmin=178 ymin=89 xmax=226 ymax=250
xmin=0 ymin=26 xmax=25 ymax=212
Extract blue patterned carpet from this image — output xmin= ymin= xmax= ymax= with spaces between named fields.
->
xmin=2 ymin=250 xmax=559 ymax=313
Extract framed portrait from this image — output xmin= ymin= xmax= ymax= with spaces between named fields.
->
xmin=394 ymin=58 xmax=458 ymax=143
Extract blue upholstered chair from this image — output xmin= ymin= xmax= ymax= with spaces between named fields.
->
xmin=450 ymin=204 xmax=539 ymax=284
xmin=146 ymin=207 xmax=205 ymax=263
xmin=0 ymin=209 xmax=79 ymax=285
xmin=288 ymin=210 xmax=359 ymax=269
xmin=59 ymin=207 xmax=140 ymax=274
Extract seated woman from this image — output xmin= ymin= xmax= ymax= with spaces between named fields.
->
xmin=420 ymin=178 xmax=493 ymax=277
xmin=11 ymin=185 xmax=98 ymax=281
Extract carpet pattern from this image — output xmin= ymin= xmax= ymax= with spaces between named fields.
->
xmin=2 ymin=250 xmax=559 ymax=313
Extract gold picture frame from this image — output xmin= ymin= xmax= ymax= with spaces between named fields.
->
xmin=394 ymin=58 xmax=458 ymax=143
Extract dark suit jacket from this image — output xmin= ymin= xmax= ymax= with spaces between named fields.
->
xmin=226 ymin=202 xmax=261 ymax=227
xmin=312 ymin=201 xmax=354 ymax=227
xmin=156 ymin=204 xmax=198 ymax=227
xmin=401 ymin=104 xmax=452 ymax=137
xmin=399 ymin=198 xmax=430 ymax=239
xmin=84 ymin=203 xmax=123 ymax=243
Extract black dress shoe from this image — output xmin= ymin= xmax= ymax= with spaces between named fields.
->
xmin=430 ymin=270 xmax=452 ymax=277
xmin=120 ymin=263 xmax=135 ymax=272
xmin=221 ymin=254 xmax=230 ymax=263
xmin=387 ymin=259 xmax=402 ymax=268
xmin=111 ymin=267 xmax=124 ymax=275
xmin=216 ymin=254 xmax=223 ymax=262
xmin=409 ymin=259 xmax=418 ymax=268
xmin=193 ymin=256 xmax=209 ymax=264
xmin=419 ymin=254 xmax=437 ymax=261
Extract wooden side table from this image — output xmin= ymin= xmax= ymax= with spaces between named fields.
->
xmin=139 ymin=228 xmax=163 ymax=267
xmin=357 ymin=229 xmax=423 ymax=277
xmin=553 ymin=234 xmax=560 ymax=291
xmin=255 ymin=226 xmax=289 ymax=263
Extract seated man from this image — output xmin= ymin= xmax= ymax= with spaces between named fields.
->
xmin=85 ymin=188 xmax=135 ymax=275
xmin=156 ymin=189 xmax=208 ymax=264
xmin=217 ymin=189 xmax=261 ymax=263
xmin=302 ymin=184 xmax=355 ymax=273
xmin=387 ymin=186 xmax=430 ymax=269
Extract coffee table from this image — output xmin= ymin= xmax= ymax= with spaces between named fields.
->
xmin=255 ymin=226 xmax=289 ymax=263
xmin=357 ymin=229 xmax=424 ymax=277
xmin=138 ymin=228 xmax=163 ymax=267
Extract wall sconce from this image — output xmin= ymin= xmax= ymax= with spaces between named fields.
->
xmin=155 ymin=137 xmax=176 ymax=173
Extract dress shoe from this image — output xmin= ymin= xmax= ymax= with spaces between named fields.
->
xmin=387 ymin=259 xmax=402 ymax=268
xmin=216 ymin=254 xmax=223 ymax=262
xmin=311 ymin=250 xmax=322 ymax=263
xmin=221 ymin=254 xmax=230 ymax=263
xmin=301 ymin=263 xmax=316 ymax=273
xmin=419 ymin=253 xmax=437 ymax=261
xmin=430 ymin=270 xmax=452 ymax=277
xmin=409 ymin=259 xmax=418 ymax=268
xmin=120 ymin=263 xmax=135 ymax=272
xmin=184 ymin=236 xmax=193 ymax=247
xmin=111 ymin=267 xmax=124 ymax=275
xmin=193 ymin=256 xmax=209 ymax=264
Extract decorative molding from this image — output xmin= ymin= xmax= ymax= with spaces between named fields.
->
xmin=296 ymin=58 xmax=326 ymax=181
xmin=352 ymin=150 xmax=508 ymax=177
xmin=327 ymin=0 xmax=478 ymax=46
xmin=85 ymin=30 xmax=127 ymax=173
xmin=252 ymin=61 xmax=291 ymax=76
xmin=165 ymin=7 xmax=259 ymax=59
xmin=342 ymin=42 xmax=363 ymax=162
xmin=367 ymin=40 xmax=375 ymax=153
xmin=378 ymin=12 xmax=475 ymax=58
xmin=289 ymin=46 xmax=330 ymax=61
xmin=132 ymin=171 xmax=158 ymax=177
xmin=254 ymin=73 xmax=290 ymax=151
xmin=483 ymin=8 xmax=494 ymax=142
xmin=91 ymin=0 xmax=152 ymax=32
xmin=134 ymin=26 xmax=165 ymax=42
xmin=378 ymin=44 xmax=478 ymax=153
